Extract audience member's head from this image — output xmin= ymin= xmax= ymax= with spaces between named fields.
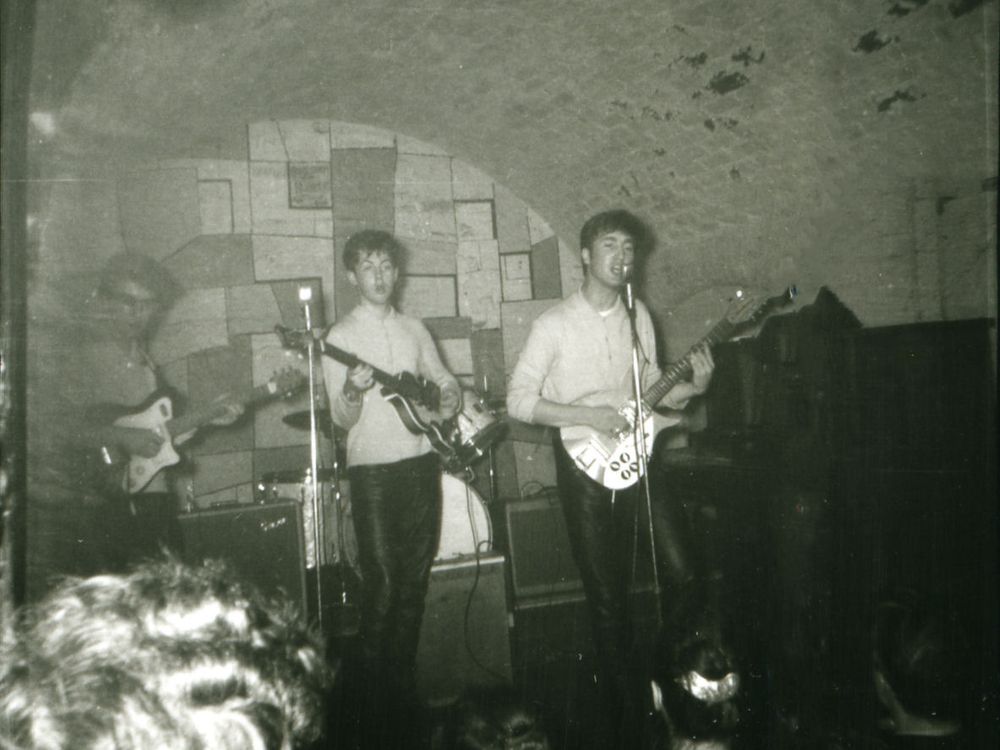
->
xmin=450 ymin=686 xmax=551 ymax=750
xmin=0 ymin=557 xmax=332 ymax=750
xmin=650 ymin=619 xmax=742 ymax=750
xmin=873 ymin=590 xmax=967 ymax=738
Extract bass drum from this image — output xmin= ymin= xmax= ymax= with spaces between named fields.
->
xmin=336 ymin=473 xmax=492 ymax=572
xmin=436 ymin=473 xmax=492 ymax=561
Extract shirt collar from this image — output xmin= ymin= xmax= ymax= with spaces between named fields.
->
xmin=351 ymin=303 xmax=397 ymax=323
xmin=573 ymin=287 xmax=624 ymax=318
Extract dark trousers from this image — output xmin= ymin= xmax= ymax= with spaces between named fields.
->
xmin=554 ymin=439 xmax=693 ymax=730
xmin=553 ymin=438 xmax=640 ymax=695
xmin=348 ymin=452 xmax=442 ymax=685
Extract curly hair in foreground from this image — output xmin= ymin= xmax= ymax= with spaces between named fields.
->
xmin=0 ymin=557 xmax=332 ymax=750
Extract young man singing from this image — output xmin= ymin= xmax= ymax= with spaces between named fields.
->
xmin=506 ymin=210 xmax=715 ymax=744
xmin=321 ymin=230 xmax=460 ymax=726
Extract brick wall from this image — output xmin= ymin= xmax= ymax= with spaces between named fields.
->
xmin=25 ymin=0 xmax=999 ymax=502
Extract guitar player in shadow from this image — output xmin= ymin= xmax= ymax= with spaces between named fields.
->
xmin=506 ymin=210 xmax=719 ymax=748
xmin=53 ymin=253 xmax=243 ymax=579
xmin=320 ymin=229 xmax=461 ymax=746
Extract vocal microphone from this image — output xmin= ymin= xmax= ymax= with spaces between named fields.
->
xmin=298 ymin=286 xmax=314 ymax=330
xmin=622 ymin=265 xmax=635 ymax=312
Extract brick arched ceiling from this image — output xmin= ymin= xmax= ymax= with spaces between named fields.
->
xmin=27 ymin=0 xmax=998 ymax=330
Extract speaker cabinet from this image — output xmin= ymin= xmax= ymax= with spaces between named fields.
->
xmin=416 ymin=553 xmax=512 ymax=706
xmin=504 ymin=495 xmax=583 ymax=607
xmin=178 ymin=502 xmax=307 ymax=614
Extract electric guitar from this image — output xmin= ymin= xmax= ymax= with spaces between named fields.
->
xmin=98 ymin=368 xmax=306 ymax=494
xmin=560 ymin=286 xmax=797 ymax=490
xmin=274 ymin=325 xmax=462 ymax=467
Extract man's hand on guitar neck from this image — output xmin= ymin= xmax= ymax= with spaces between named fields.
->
xmin=343 ymin=362 xmax=375 ymax=405
xmin=661 ymin=344 xmax=716 ymax=410
xmin=207 ymin=395 xmax=245 ymax=427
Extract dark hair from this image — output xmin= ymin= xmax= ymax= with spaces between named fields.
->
xmin=578 ymin=209 xmax=649 ymax=253
xmin=95 ymin=252 xmax=182 ymax=307
xmin=0 ymin=557 xmax=332 ymax=750
xmin=452 ymin=686 xmax=551 ymax=750
xmin=873 ymin=591 xmax=967 ymax=723
xmin=343 ymin=229 xmax=406 ymax=272
xmin=652 ymin=621 xmax=741 ymax=744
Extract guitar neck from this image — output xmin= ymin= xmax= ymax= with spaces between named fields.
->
xmin=640 ymin=288 xmax=794 ymax=409
xmin=641 ymin=319 xmax=737 ymax=410
xmin=315 ymin=339 xmax=398 ymax=389
xmin=165 ymin=381 xmax=273 ymax=437
xmin=314 ymin=337 xmax=436 ymax=407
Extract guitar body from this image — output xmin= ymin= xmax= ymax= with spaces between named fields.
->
xmin=105 ymin=393 xmax=182 ymax=494
xmin=561 ymin=408 xmax=682 ymax=490
xmin=383 ymin=389 xmax=461 ymax=469
xmin=96 ymin=369 xmax=304 ymax=495
xmin=274 ymin=324 xmax=468 ymax=467
xmin=557 ymin=286 xmax=797 ymax=490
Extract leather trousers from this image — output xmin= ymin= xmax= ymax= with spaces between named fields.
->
xmin=553 ymin=437 xmax=694 ymax=690
xmin=348 ymin=452 xmax=441 ymax=682
xmin=553 ymin=437 xmax=639 ymax=698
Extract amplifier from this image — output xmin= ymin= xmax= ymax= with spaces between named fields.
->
xmin=417 ymin=553 xmax=512 ymax=706
xmin=504 ymin=495 xmax=584 ymax=607
xmin=178 ymin=502 xmax=307 ymax=614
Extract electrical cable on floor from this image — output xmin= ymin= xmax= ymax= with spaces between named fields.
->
xmin=460 ymin=537 xmax=510 ymax=684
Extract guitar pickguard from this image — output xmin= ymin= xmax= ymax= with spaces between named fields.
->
xmin=561 ymin=410 xmax=680 ymax=490
xmin=113 ymin=395 xmax=181 ymax=493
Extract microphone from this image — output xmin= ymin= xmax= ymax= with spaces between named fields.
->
xmin=298 ymin=285 xmax=313 ymax=330
xmin=622 ymin=265 xmax=635 ymax=312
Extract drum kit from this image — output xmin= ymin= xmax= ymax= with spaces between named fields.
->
xmin=264 ymin=388 xmax=506 ymax=585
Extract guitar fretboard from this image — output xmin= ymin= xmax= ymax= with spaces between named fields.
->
xmin=641 ymin=319 xmax=737 ymax=410
xmin=639 ymin=287 xmax=794 ymax=409
xmin=166 ymin=381 xmax=275 ymax=437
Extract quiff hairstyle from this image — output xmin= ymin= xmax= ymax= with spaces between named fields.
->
xmin=578 ymin=209 xmax=650 ymax=254
xmin=342 ymin=229 xmax=406 ymax=272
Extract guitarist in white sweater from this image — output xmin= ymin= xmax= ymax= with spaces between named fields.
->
xmin=321 ymin=230 xmax=460 ymax=741
xmin=506 ymin=210 xmax=715 ymax=745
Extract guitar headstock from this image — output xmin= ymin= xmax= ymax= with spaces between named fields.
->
xmin=267 ymin=367 xmax=308 ymax=398
xmin=724 ymin=285 xmax=797 ymax=326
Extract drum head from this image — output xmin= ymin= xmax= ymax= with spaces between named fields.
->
xmin=437 ymin=474 xmax=492 ymax=560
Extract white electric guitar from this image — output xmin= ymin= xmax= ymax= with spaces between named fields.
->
xmin=98 ymin=368 xmax=305 ymax=494
xmin=560 ymin=287 xmax=797 ymax=489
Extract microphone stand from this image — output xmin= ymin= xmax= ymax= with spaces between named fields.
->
xmin=623 ymin=280 xmax=663 ymax=630
xmin=299 ymin=288 xmax=324 ymax=632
